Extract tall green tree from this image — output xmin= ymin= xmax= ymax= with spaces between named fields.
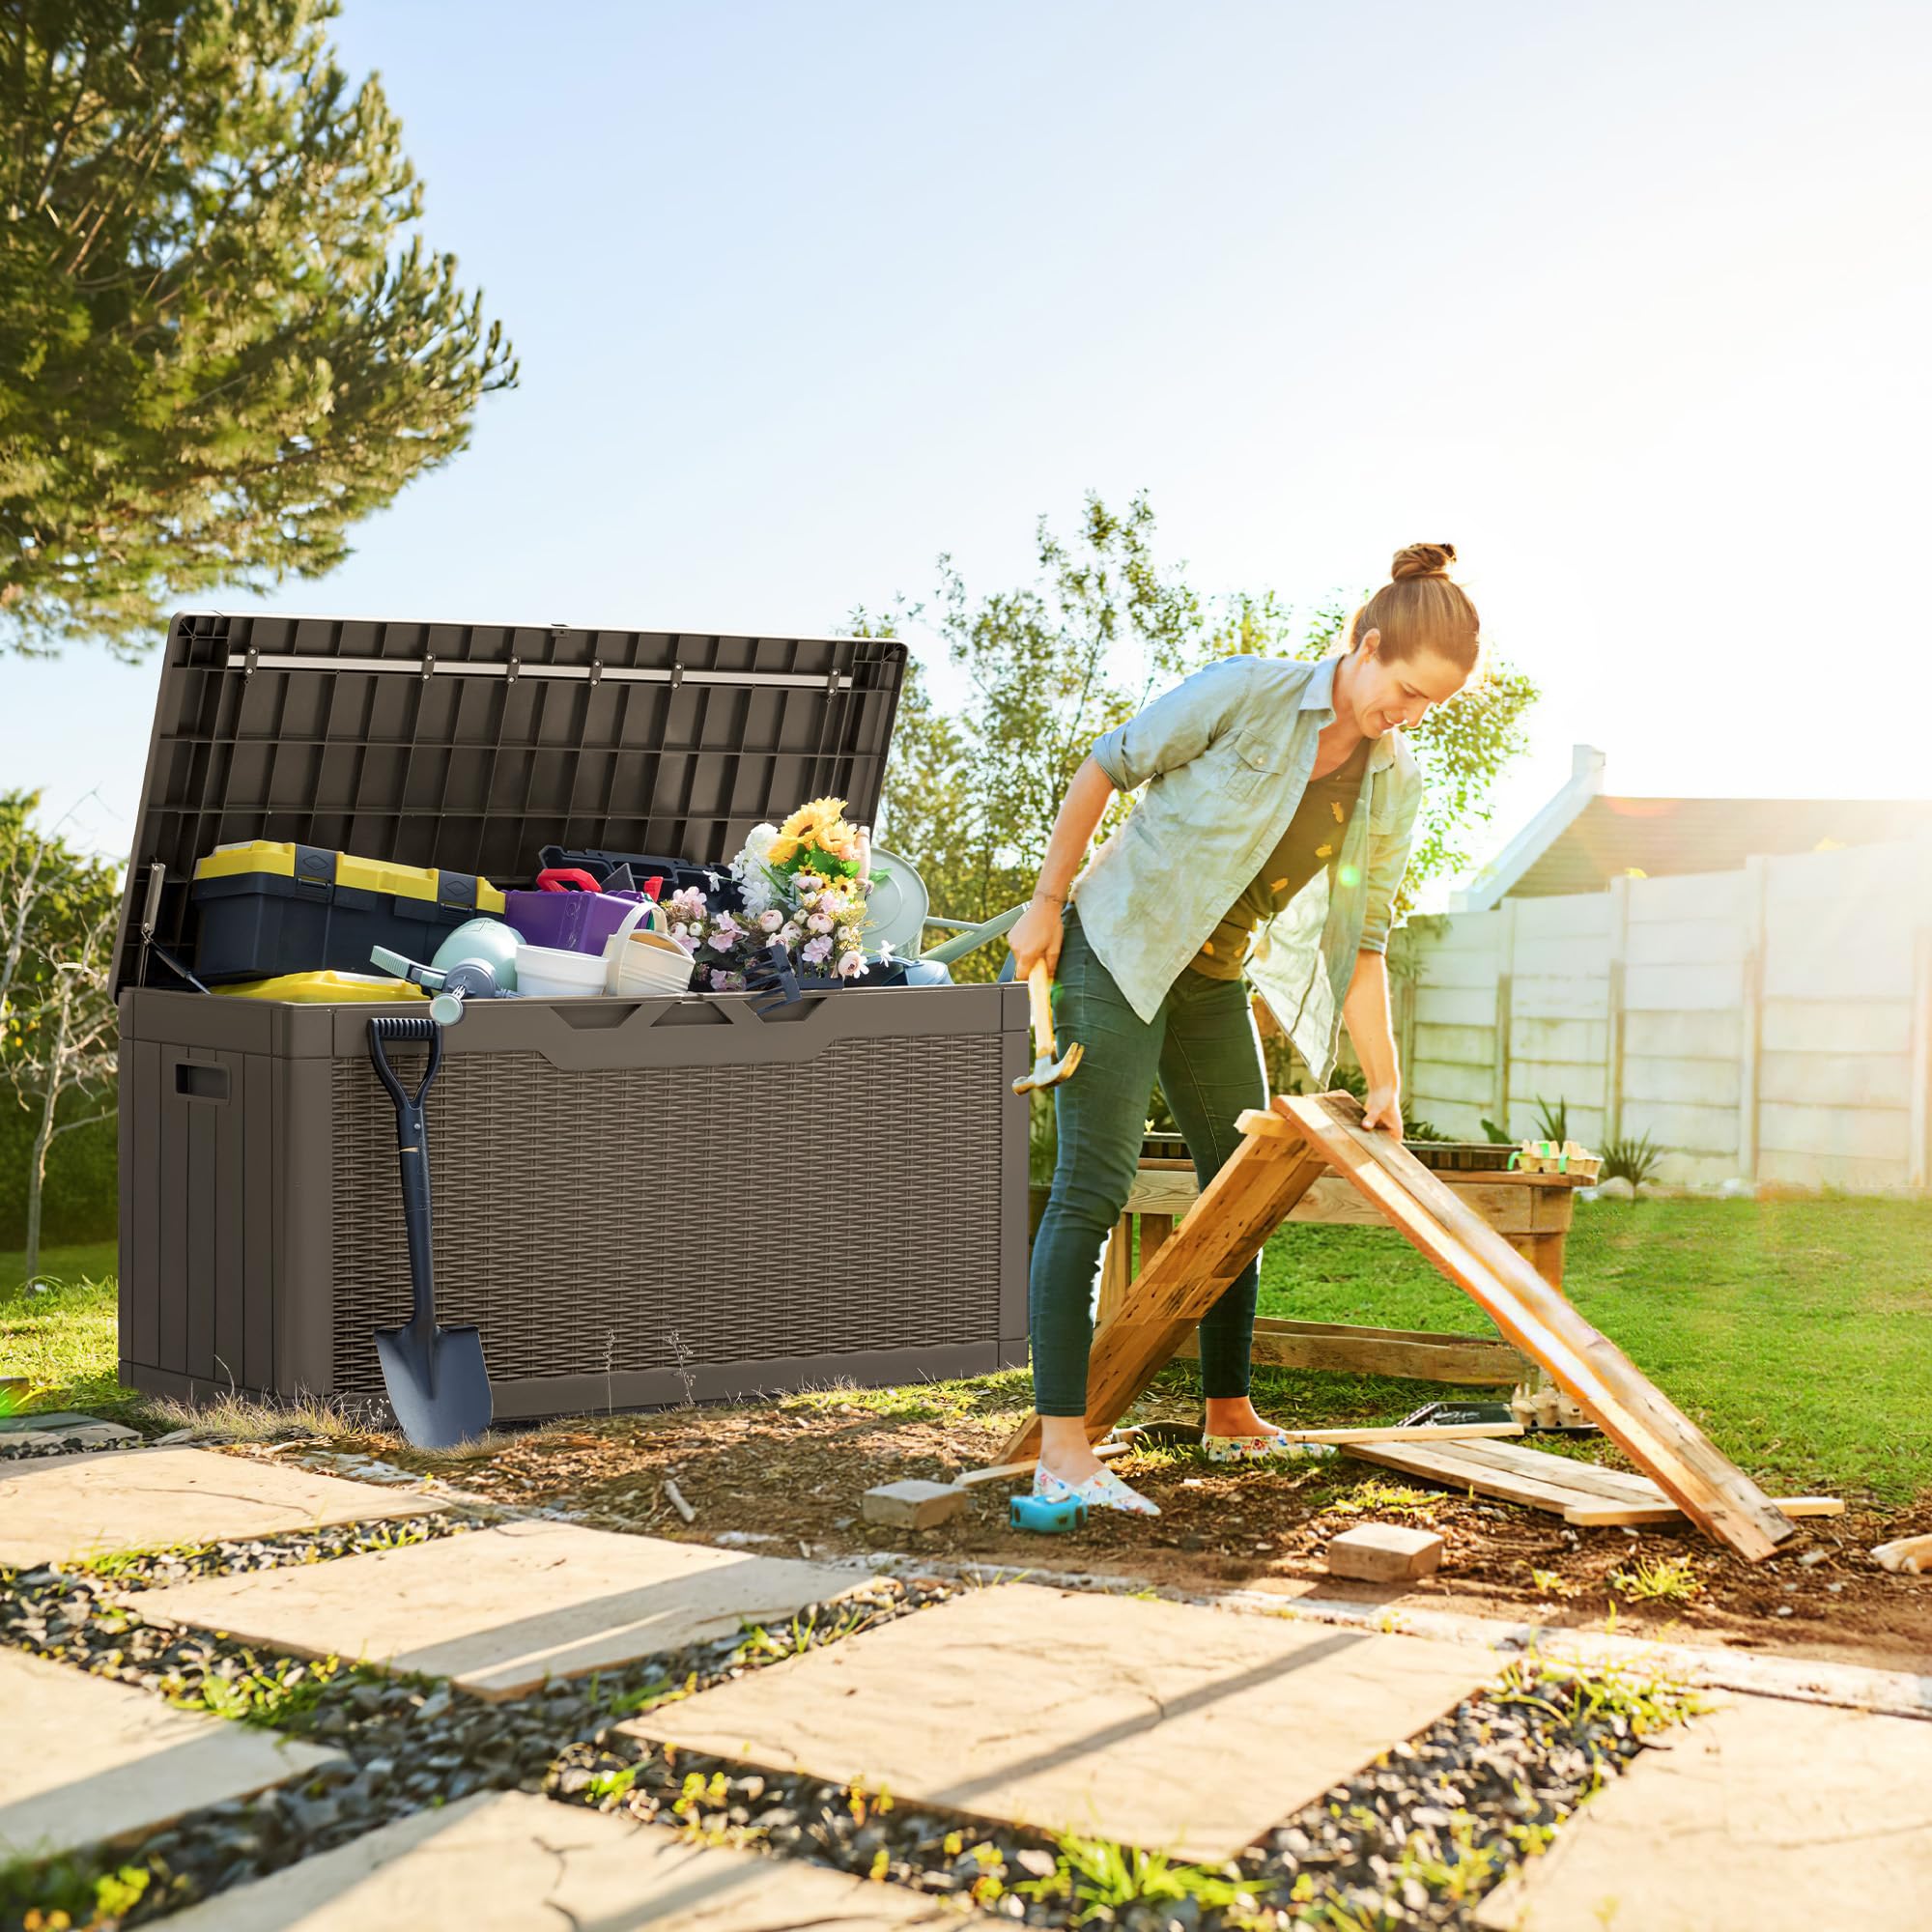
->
xmin=0 ymin=793 xmax=122 ymax=1279
xmin=0 ymin=0 xmax=517 ymax=657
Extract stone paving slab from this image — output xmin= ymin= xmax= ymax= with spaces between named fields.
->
xmin=135 ymin=1520 xmax=863 ymax=1700
xmin=0 ymin=1415 xmax=140 ymax=1452
xmin=164 ymin=1788 xmax=967 ymax=1929
xmin=0 ymin=1446 xmax=440 ymax=1568
xmin=629 ymin=1581 xmax=1493 ymax=1861
xmin=0 ymin=1648 xmax=342 ymax=1862
xmin=1475 ymin=1693 xmax=1932 ymax=1931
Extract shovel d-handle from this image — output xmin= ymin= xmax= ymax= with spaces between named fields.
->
xmin=367 ymin=1017 xmax=442 ymax=1344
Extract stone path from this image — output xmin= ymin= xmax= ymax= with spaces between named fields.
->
xmin=1476 ymin=1693 xmax=1932 ymax=1932
xmin=0 ymin=1446 xmax=440 ymax=1567
xmin=0 ymin=1410 xmax=139 ymax=1452
xmin=136 ymin=1519 xmax=864 ymax=1698
xmin=161 ymin=1789 xmax=968 ymax=1930
xmin=0 ymin=1648 xmax=340 ymax=1862
xmin=629 ymin=1580 xmax=1493 ymax=1861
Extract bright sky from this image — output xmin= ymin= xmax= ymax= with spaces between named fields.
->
xmin=9 ymin=0 xmax=1929 ymax=881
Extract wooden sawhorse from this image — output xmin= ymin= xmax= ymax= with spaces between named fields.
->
xmin=999 ymin=1092 xmax=1796 ymax=1561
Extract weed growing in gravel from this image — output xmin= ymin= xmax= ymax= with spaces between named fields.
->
xmin=0 ymin=1851 xmax=161 ymax=1932
xmin=732 ymin=1596 xmax=870 ymax=1664
xmin=161 ymin=1651 xmax=353 ymax=1729
xmin=1013 ymin=1834 xmax=1252 ymax=1923
xmin=1608 ymin=1554 xmax=1701 ymax=1604
xmin=1394 ymin=1809 xmax=1505 ymax=1904
xmin=1493 ymin=1651 xmax=1706 ymax=1746
xmin=82 ymin=1539 xmax=214 ymax=1579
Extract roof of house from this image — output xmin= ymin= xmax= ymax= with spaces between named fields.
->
xmin=1453 ymin=746 xmax=1932 ymax=908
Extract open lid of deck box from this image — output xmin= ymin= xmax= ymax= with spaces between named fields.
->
xmin=113 ymin=611 xmax=908 ymax=998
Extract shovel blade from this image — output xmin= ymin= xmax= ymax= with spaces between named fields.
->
xmin=374 ymin=1321 xmax=493 ymax=1450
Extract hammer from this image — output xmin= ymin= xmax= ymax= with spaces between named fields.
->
xmin=1012 ymin=959 xmax=1084 ymax=1094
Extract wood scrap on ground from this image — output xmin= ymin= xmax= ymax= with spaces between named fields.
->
xmin=1274 ymin=1092 xmax=1799 ymax=1564
xmin=1871 ymin=1533 xmax=1932 ymax=1575
xmin=1340 ymin=1435 xmax=1838 ymax=1531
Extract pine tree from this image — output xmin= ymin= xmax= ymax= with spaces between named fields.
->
xmin=0 ymin=0 xmax=518 ymax=657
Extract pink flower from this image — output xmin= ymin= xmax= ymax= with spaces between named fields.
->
xmin=807 ymin=912 xmax=834 ymax=935
xmin=836 ymin=949 xmax=866 ymax=978
xmin=779 ymin=923 xmax=802 ymax=949
xmin=802 ymin=934 xmax=833 ymax=965
xmin=758 ymin=908 xmax=783 ymax=932
xmin=709 ymin=968 xmax=732 ymax=991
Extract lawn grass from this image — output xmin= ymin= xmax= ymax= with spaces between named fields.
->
xmin=1256 ymin=1195 xmax=1932 ymax=1504
xmin=0 ymin=1241 xmax=129 ymax=1417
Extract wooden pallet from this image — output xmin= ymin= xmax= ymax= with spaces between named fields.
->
xmin=1340 ymin=1435 xmax=1842 ymax=1530
xmin=1274 ymin=1094 xmax=1800 ymax=1563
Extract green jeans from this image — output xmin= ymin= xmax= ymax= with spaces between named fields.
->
xmin=1030 ymin=908 xmax=1267 ymax=1417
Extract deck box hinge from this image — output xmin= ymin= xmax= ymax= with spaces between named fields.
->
xmin=825 ymin=666 xmax=841 ymax=694
xmin=242 ymin=645 xmax=259 ymax=676
xmin=506 ymin=656 xmax=521 ymax=683
xmin=587 ymin=660 xmax=604 ymax=687
xmin=420 ymin=654 xmax=437 ymax=680
xmin=668 ymin=660 xmax=684 ymax=690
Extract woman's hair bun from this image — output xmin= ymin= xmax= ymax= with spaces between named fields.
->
xmin=1391 ymin=542 xmax=1457 ymax=581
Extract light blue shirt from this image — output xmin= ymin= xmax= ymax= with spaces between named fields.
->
xmin=1072 ymin=653 xmax=1424 ymax=1080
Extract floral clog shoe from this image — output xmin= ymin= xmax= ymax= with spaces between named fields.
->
xmin=1033 ymin=1463 xmax=1161 ymax=1517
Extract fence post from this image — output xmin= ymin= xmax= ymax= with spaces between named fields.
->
xmin=1910 ymin=925 xmax=1930 ymax=1192
xmin=1737 ymin=855 xmax=1768 ymax=1183
xmin=1492 ymin=899 xmax=1518 ymax=1135
xmin=1605 ymin=874 xmax=1631 ymax=1147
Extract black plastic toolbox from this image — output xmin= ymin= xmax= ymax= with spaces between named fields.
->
xmin=114 ymin=613 xmax=1030 ymax=1417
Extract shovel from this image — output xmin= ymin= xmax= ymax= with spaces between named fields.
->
xmin=366 ymin=1016 xmax=493 ymax=1448
xmin=1011 ymin=959 xmax=1084 ymax=1095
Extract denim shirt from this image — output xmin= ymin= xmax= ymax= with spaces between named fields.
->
xmin=1073 ymin=653 xmax=1424 ymax=1081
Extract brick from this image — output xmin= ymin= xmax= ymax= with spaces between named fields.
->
xmin=861 ymin=1479 xmax=966 ymax=1529
xmin=1326 ymin=1523 xmax=1445 ymax=1582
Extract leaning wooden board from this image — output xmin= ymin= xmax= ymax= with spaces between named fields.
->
xmin=1276 ymin=1092 xmax=1798 ymax=1563
xmin=1342 ymin=1436 xmax=1842 ymax=1529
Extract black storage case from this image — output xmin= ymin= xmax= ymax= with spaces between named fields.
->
xmin=114 ymin=613 xmax=1030 ymax=1417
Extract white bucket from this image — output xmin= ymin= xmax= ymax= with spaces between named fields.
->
xmin=603 ymin=900 xmax=696 ymax=997
xmin=514 ymin=941 xmax=609 ymax=999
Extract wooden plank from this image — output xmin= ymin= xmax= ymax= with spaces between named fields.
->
xmin=1438 ymin=1436 xmax=1667 ymax=1503
xmin=956 ymin=1440 xmax=1133 ymax=1489
xmin=1126 ymin=1161 xmax=1547 ymax=1234
xmin=1275 ymin=1423 xmax=1523 ymax=1445
xmin=1276 ymin=1092 xmax=1796 ymax=1562
xmin=1343 ymin=1441 xmax=1608 ymax=1515
xmin=997 ymin=1129 xmax=1327 ymax=1463
xmin=1171 ymin=1321 xmax=1522 ymax=1384
xmin=1566 ymin=1496 xmax=1845 ymax=1528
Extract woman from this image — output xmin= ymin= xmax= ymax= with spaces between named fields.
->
xmin=1009 ymin=543 xmax=1482 ymax=1516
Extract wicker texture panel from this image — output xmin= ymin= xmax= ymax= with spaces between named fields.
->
xmin=329 ymin=1035 xmax=1006 ymax=1393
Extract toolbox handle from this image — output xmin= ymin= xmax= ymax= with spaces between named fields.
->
xmin=535 ymin=867 xmax=603 ymax=894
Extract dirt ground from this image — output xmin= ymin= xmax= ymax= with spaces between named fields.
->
xmin=363 ymin=1376 xmax=1932 ymax=1678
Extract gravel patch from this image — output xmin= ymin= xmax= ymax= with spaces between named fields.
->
xmin=0 ymin=1527 xmax=960 ymax=1929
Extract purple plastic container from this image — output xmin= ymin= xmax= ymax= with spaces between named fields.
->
xmin=503 ymin=868 xmax=662 ymax=955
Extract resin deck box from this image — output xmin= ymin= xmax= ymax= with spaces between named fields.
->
xmin=114 ymin=612 xmax=1029 ymax=1419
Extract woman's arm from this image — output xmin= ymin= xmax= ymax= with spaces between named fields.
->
xmin=1008 ymin=756 xmax=1116 ymax=977
xmin=1342 ymin=949 xmax=1403 ymax=1135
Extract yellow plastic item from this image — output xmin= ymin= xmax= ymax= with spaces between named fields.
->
xmin=212 ymin=972 xmax=426 ymax=1004
xmin=194 ymin=840 xmax=505 ymax=913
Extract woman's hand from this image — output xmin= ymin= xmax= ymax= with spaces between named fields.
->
xmin=1361 ymin=1083 xmax=1404 ymax=1138
xmin=1009 ymin=896 xmax=1066 ymax=980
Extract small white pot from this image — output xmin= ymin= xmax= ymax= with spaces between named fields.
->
xmin=514 ymin=942 xmax=609 ymax=999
